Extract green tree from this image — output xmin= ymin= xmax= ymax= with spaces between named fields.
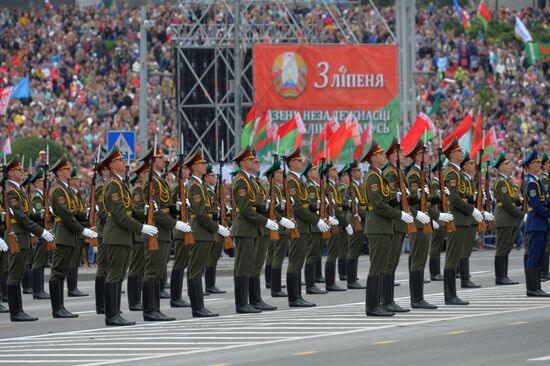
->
xmin=8 ymin=137 xmax=70 ymax=168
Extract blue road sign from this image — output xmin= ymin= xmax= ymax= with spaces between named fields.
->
xmin=107 ymin=130 xmax=136 ymax=160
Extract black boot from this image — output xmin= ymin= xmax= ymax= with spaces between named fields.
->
xmin=105 ymin=282 xmax=135 ymax=326
xmin=325 ymin=261 xmax=346 ymax=292
xmin=159 ymin=277 xmax=170 ymax=299
xmin=525 ymin=268 xmax=550 ymax=296
xmin=495 ymin=256 xmax=515 ymax=285
xmin=127 ymin=275 xmax=143 ymax=311
xmin=270 ymin=268 xmax=287 ymax=297
xmin=410 ymin=271 xmax=437 ymax=309
xmin=535 ymin=268 xmax=550 ymax=296
xmin=366 ymin=275 xmax=394 ymax=317
xmin=169 ymin=270 xmax=190 ymax=308
xmin=249 ymin=276 xmax=277 ymax=310
xmin=32 ymin=268 xmax=50 ymax=299
xmin=265 ymin=264 xmax=272 ymax=289
xmin=143 ymin=278 xmax=175 ymax=321
xmin=288 ymin=272 xmax=315 ymax=307
xmin=380 ymin=273 xmax=409 ymax=313
xmin=1 ymin=272 xmax=8 ymax=302
xmin=50 ymin=279 xmax=78 ymax=318
xmin=67 ymin=267 xmax=88 ymax=297
xmin=205 ymin=266 xmax=226 ymax=294
xmin=235 ymin=276 xmax=261 ymax=313
xmin=305 ymin=262 xmax=327 ymax=294
xmin=315 ymin=257 xmax=325 ymax=283
xmin=0 ymin=280 xmax=8 ymax=312
xmin=338 ymin=258 xmax=347 ymax=281
xmin=541 ymin=253 xmax=550 ymax=281
xmin=460 ymin=258 xmax=481 ymax=288
xmin=8 ymin=284 xmax=38 ymax=321
xmin=188 ymin=277 xmax=218 ymax=317
xmin=429 ymin=257 xmax=444 ymax=281
xmin=444 ymin=269 xmax=469 ymax=305
xmin=95 ymin=276 xmax=105 ymax=314
xmin=347 ymin=258 xmax=366 ymax=289
xmin=22 ymin=269 xmax=33 ymax=294
xmin=504 ymin=255 xmax=519 ymax=284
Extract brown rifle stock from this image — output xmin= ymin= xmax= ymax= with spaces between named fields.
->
xmin=420 ymin=147 xmax=432 ymax=234
xmin=283 ymin=158 xmax=300 ymax=239
xmin=348 ymin=172 xmax=363 ymax=233
xmin=319 ymin=158 xmax=331 ymax=240
xmin=2 ymin=184 xmax=19 ymax=255
xmin=476 ymin=150 xmax=487 ymax=232
xmin=43 ymin=168 xmax=57 ymax=251
xmin=438 ymin=147 xmax=456 ymax=233
xmin=268 ymin=172 xmax=280 ymax=241
xmin=396 ymin=146 xmax=416 ymax=234
xmin=178 ymin=166 xmax=195 ymax=246
xmin=484 ymin=163 xmax=495 ymax=230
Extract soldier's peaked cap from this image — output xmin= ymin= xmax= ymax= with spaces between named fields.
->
xmin=384 ymin=137 xmax=399 ymax=157
xmin=442 ymin=137 xmax=461 ymax=157
xmin=233 ymin=145 xmax=256 ymax=164
xmin=521 ymin=149 xmax=540 ymax=167
xmin=490 ymin=153 xmax=508 ymax=169
xmin=49 ymin=155 xmax=72 ymax=173
xmin=4 ymin=155 xmax=22 ymax=173
xmin=300 ymin=159 xmax=317 ymax=176
xmin=184 ymin=147 xmax=207 ymax=168
xmin=405 ymin=140 xmax=425 ymax=158
xmin=101 ymin=146 xmax=124 ymax=169
xmin=360 ymin=140 xmax=384 ymax=163
xmin=263 ymin=160 xmax=282 ymax=177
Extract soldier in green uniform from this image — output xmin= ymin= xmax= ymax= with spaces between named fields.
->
xmin=167 ymin=158 xmax=192 ymax=308
xmin=4 ymin=156 xmax=54 ymax=321
xmin=540 ymin=152 xmax=549 ymax=280
xmin=0 ymin=197 xmax=8 ymax=313
xmin=345 ymin=160 xmax=367 ymax=290
xmin=101 ymin=147 xmax=159 ymax=326
xmin=66 ymin=167 xmax=89 ymax=297
xmin=493 ymin=153 xmax=524 ymax=285
xmin=141 ymin=147 xmax=191 ymax=321
xmin=381 ymin=138 xmax=409 ymax=312
xmin=95 ymin=161 xmax=111 ymax=314
xmin=264 ymin=160 xmax=290 ymax=297
xmin=204 ymin=163 xmax=227 ymax=294
xmin=429 ymin=161 xmax=445 ymax=281
xmin=286 ymin=147 xmax=330 ymax=307
xmin=337 ymin=167 xmax=352 ymax=281
xmin=442 ymin=138 xmax=484 ymax=304
xmin=362 ymin=141 xmax=413 ymax=317
xmin=28 ymin=169 xmax=51 ymax=299
xmin=49 ymin=156 xmax=97 ymax=319
xmin=405 ymin=141 xmax=442 ymax=309
xmin=20 ymin=173 xmax=34 ymax=295
xmin=324 ymin=160 xmax=351 ymax=291
xmin=127 ymin=162 xmax=149 ymax=311
xmin=303 ymin=159 xmax=327 ymax=295
xmin=185 ymin=148 xmax=228 ymax=317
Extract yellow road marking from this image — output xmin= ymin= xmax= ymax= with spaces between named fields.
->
xmin=209 ymin=363 xmax=231 ymax=366
xmin=373 ymin=340 xmax=400 ymax=345
xmin=447 ymin=330 xmax=467 ymax=335
xmin=293 ymin=351 xmax=318 ymax=356
xmin=510 ymin=321 xmax=528 ymax=325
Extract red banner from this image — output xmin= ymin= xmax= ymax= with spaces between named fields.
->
xmin=253 ymin=45 xmax=398 ymax=112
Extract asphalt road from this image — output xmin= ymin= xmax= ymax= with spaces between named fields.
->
xmin=1 ymin=249 xmax=550 ymax=366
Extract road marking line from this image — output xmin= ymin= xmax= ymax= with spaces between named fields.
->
xmin=528 ymin=355 xmax=550 ymax=361
xmin=510 ymin=321 xmax=528 ymax=325
xmin=446 ymin=330 xmax=467 ymax=335
xmin=373 ymin=340 xmax=400 ymax=345
xmin=209 ymin=363 xmax=231 ymax=366
xmin=293 ymin=351 xmax=318 ymax=356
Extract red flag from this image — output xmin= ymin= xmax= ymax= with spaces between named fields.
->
xmin=477 ymin=0 xmax=491 ymax=30
xmin=314 ymin=117 xmax=352 ymax=164
xmin=471 ymin=111 xmax=482 ymax=153
xmin=0 ymin=86 xmax=13 ymax=115
xmin=443 ymin=110 xmax=474 ymax=148
xmin=401 ymin=113 xmax=436 ymax=154
xmin=354 ymin=122 xmax=373 ymax=160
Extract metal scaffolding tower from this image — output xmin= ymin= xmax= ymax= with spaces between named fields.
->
xmin=396 ymin=0 xmax=416 ymax=132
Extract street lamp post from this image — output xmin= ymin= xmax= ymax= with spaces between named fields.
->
xmin=139 ymin=6 xmax=154 ymax=158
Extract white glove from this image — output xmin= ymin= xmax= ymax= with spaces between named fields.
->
xmin=144 ymin=202 xmax=159 ymax=215
xmin=39 ymin=209 xmax=45 ymax=219
xmin=0 ymin=238 xmax=8 ymax=252
xmin=444 ymin=187 xmax=450 ymax=195
xmin=425 ymin=186 xmax=430 ymax=195
xmin=226 ymin=205 xmax=232 ymax=214
xmin=472 ymin=208 xmax=483 ymax=223
xmin=265 ymin=219 xmax=279 ymax=231
xmin=396 ymin=192 xmax=402 ymax=202
xmin=186 ymin=198 xmax=191 ymax=207
xmin=316 ymin=219 xmax=330 ymax=232
xmin=82 ymin=228 xmax=98 ymax=239
xmin=523 ymin=213 xmax=528 ymax=222
xmin=438 ymin=212 xmax=454 ymax=223
xmin=266 ymin=199 xmax=271 ymax=210
xmin=279 ymin=217 xmax=295 ymax=230
xmin=40 ymin=229 xmax=55 ymax=242
xmin=405 ymin=188 xmax=410 ymax=196
xmin=141 ymin=224 xmax=158 ymax=236
xmin=354 ymin=213 xmax=362 ymax=222
xmin=400 ymin=211 xmax=414 ymax=224
xmin=432 ymin=221 xmax=440 ymax=230
xmin=415 ymin=211 xmax=431 ymax=225
xmin=280 ymin=199 xmax=286 ymax=210
xmin=175 ymin=201 xmax=182 ymax=210
xmin=483 ymin=211 xmax=495 ymax=221
xmin=217 ymin=225 xmax=230 ymax=237
xmin=328 ymin=216 xmax=339 ymax=225
xmin=417 ymin=188 xmax=422 ymax=198
xmin=175 ymin=220 xmax=192 ymax=232
xmin=345 ymin=224 xmax=353 ymax=235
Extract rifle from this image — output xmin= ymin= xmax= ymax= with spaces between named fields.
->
xmin=86 ymin=146 xmax=99 ymax=248
xmin=521 ymin=149 xmax=528 ymax=213
xmin=419 ymin=136 xmax=432 ymax=234
xmin=476 ymin=148 xmax=487 ymax=232
xmin=437 ymin=144 xmax=456 ymax=233
xmin=124 ymin=153 xmax=130 ymax=185
xmin=146 ymin=136 xmax=160 ymax=251
xmin=282 ymin=155 xmax=300 ymax=239
xmin=178 ymin=136 xmax=194 ymax=246
xmin=218 ymin=140 xmax=232 ymax=249
xmin=484 ymin=161 xmax=495 ymax=231
xmin=43 ymin=145 xmax=56 ymax=251
xmin=268 ymin=152 xmax=280 ymax=241
xmin=319 ymin=157 xmax=331 ymax=240
xmin=395 ymin=130 xmax=416 ymax=234
xmin=1 ymin=153 xmax=19 ymax=255
xmin=348 ymin=168 xmax=362 ymax=233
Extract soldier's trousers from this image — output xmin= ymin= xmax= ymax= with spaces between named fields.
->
xmin=70 ymin=239 xmax=84 ymax=270
xmin=32 ymin=239 xmax=48 ymax=270
xmin=0 ymin=250 xmax=7 ymax=275
xmin=347 ymin=232 xmax=364 ymax=260
xmin=128 ymin=242 xmax=146 ymax=277
xmin=526 ymin=231 xmax=548 ymax=269
xmin=234 ymin=237 xmax=255 ymax=276
xmin=462 ymin=226 xmax=477 ymax=259
xmin=266 ymin=235 xmax=288 ymax=269
xmin=172 ymin=239 xmax=190 ymax=271
xmin=144 ymin=240 xmax=170 ymax=281
xmin=429 ymin=226 xmax=445 ymax=259
xmin=287 ymin=234 xmax=309 ymax=273
xmin=495 ymin=227 xmax=516 ymax=257
xmin=188 ymin=241 xmax=212 ymax=279
xmin=105 ymin=245 xmax=131 ymax=283
xmin=7 ymin=249 xmax=32 ymax=285
xmin=367 ymin=234 xmax=391 ymax=276
xmin=50 ymin=245 xmax=75 ymax=281
xmin=96 ymin=240 xmax=108 ymax=278
xmin=305 ymin=233 xmax=322 ymax=265
xmin=207 ymin=241 xmax=223 ymax=268
xmin=384 ymin=231 xmax=405 ymax=274
xmin=338 ymin=231 xmax=349 ymax=259
xmin=409 ymin=231 xmax=429 ymax=272
xmin=444 ymin=226 xmax=467 ymax=270
xmin=326 ymin=232 xmax=343 ymax=263
xmin=251 ymin=235 xmax=268 ymax=277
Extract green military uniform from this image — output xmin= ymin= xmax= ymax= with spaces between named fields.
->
xmin=337 ymin=178 xmax=350 ymax=281
xmin=492 ymin=154 xmax=524 ymax=285
xmin=362 ymin=141 xmax=402 ymax=317
xmin=0 ymin=199 xmax=8 ymax=313
xmin=95 ymin=171 xmax=108 ymax=315
xmin=19 ymin=175 xmax=34 ymax=295
xmin=204 ymin=175 xmax=226 ymax=294
xmin=429 ymin=162 xmax=445 ymax=281
xmin=67 ymin=168 xmax=88 ymax=297
xmin=4 ymin=156 xmax=45 ymax=321
xmin=442 ymin=137 xmax=472 ymax=305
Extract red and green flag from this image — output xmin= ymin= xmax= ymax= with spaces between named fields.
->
xmin=241 ymin=105 xmax=256 ymax=149
xmin=471 ymin=126 xmax=498 ymax=162
xmin=401 ymin=113 xmax=436 ymax=154
xmin=276 ymin=112 xmax=306 ymax=154
xmin=354 ymin=122 xmax=373 ymax=160
xmin=443 ymin=109 xmax=473 ymax=148
xmin=477 ymin=0 xmax=491 ymax=31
